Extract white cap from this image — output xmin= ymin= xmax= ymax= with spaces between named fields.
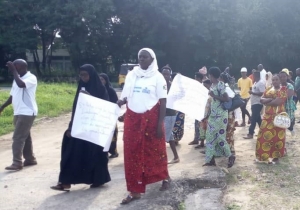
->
xmin=241 ymin=67 xmax=247 ymax=73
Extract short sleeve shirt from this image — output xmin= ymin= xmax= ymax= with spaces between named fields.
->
xmin=260 ymin=69 xmax=267 ymax=84
xmin=128 ymin=73 xmax=167 ymax=113
xmin=250 ymin=80 xmax=265 ymax=105
xmin=238 ymin=77 xmax=253 ymax=99
xmin=10 ymin=72 xmax=38 ymax=116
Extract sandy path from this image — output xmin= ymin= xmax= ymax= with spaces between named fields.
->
xmin=0 ymin=107 xmax=222 ymax=210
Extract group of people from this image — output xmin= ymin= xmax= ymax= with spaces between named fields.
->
xmin=221 ymin=64 xmax=298 ymax=164
xmin=1 ymin=49 xmax=299 ymax=205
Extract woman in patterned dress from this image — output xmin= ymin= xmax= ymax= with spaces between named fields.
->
xmin=171 ymin=73 xmax=185 ymax=144
xmin=256 ymin=75 xmax=287 ymax=164
xmin=279 ymin=70 xmax=297 ymax=136
xmin=220 ymin=72 xmax=236 ymax=154
xmin=196 ymin=79 xmax=212 ymax=149
xmin=203 ymin=67 xmax=236 ymax=168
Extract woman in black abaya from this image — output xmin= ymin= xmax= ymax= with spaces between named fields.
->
xmin=99 ymin=73 xmax=119 ymax=158
xmin=51 ymin=64 xmax=111 ymax=191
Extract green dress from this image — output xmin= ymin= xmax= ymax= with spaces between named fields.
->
xmin=205 ymin=81 xmax=232 ymax=163
xmin=285 ymin=83 xmax=296 ymax=121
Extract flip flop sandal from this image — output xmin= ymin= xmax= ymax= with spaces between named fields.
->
xmin=203 ymin=158 xmax=216 ymax=167
xmin=121 ymin=194 xmax=141 ymax=205
xmin=159 ymin=180 xmax=170 ymax=191
xmin=168 ymin=159 xmax=180 ymax=164
xmin=50 ymin=184 xmax=71 ymax=192
xmin=243 ymin=135 xmax=253 ymax=139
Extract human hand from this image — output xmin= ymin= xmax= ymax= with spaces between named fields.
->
xmin=117 ymin=98 xmax=127 ymax=108
xmin=66 ymin=130 xmax=72 ymax=138
xmin=209 ymin=91 xmax=215 ymax=98
xmin=118 ymin=114 xmax=125 ymax=122
xmin=6 ymin=61 xmax=16 ymax=72
xmin=80 ymin=90 xmax=90 ymax=95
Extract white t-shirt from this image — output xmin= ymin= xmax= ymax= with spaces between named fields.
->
xmin=10 ymin=72 xmax=38 ymax=116
xmin=225 ymin=83 xmax=235 ymax=98
xmin=260 ymin=69 xmax=267 ymax=83
xmin=127 ymin=73 xmax=167 ymax=113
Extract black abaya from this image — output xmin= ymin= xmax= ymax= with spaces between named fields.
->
xmin=58 ymin=64 xmax=111 ymax=185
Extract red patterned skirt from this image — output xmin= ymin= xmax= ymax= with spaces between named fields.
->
xmin=123 ymin=103 xmax=169 ymax=193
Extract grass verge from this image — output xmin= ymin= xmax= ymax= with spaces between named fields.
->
xmin=0 ymin=83 xmax=76 ymax=136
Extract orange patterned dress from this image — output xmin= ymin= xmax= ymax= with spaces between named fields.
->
xmin=256 ymin=86 xmax=287 ymax=161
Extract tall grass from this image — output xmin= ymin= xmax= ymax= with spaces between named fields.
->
xmin=0 ymin=83 xmax=76 ymax=135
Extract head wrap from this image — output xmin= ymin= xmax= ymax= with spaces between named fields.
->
xmin=199 ymin=66 xmax=207 ymax=75
xmin=69 ymin=64 xmax=109 ymax=129
xmin=266 ymin=71 xmax=273 ymax=88
xmin=121 ymin=48 xmax=159 ymax=99
xmin=78 ymin=64 xmax=108 ymax=100
xmin=99 ymin=73 xmax=118 ymax=103
xmin=99 ymin=73 xmax=112 ymax=89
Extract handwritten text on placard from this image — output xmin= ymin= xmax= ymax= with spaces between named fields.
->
xmin=167 ymin=74 xmax=209 ymax=121
xmin=71 ymin=93 xmax=120 ymax=151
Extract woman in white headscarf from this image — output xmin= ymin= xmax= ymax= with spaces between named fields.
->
xmin=266 ymin=71 xmax=273 ymax=89
xmin=117 ymin=48 xmax=170 ymax=204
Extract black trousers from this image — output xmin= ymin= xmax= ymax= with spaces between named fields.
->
xmin=248 ymin=104 xmax=263 ymax=135
xmin=240 ymin=98 xmax=251 ymax=122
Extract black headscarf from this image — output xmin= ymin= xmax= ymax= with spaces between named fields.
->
xmin=99 ymin=73 xmax=118 ymax=103
xmin=78 ymin=64 xmax=108 ymax=100
xmin=68 ymin=64 xmax=109 ymax=129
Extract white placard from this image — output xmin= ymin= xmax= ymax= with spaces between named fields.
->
xmin=167 ymin=74 xmax=209 ymax=121
xmin=71 ymin=93 xmax=120 ymax=152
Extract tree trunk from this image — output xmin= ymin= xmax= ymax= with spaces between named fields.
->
xmin=41 ymin=31 xmax=47 ymax=73
xmin=32 ymin=50 xmax=42 ymax=77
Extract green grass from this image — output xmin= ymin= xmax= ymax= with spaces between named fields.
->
xmin=0 ymin=82 xmax=76 ymax=135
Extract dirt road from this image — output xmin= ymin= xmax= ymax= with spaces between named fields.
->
xmin=0 ymin=110 xmax=228 ymax=210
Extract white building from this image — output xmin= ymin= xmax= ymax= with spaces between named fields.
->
xmin=26 ymin=49 xmax=71 ymax=71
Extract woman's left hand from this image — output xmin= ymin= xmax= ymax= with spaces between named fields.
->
xmin=80 ymin=90 xmax=90 ymax=95
xmin=156 ymin=124 xmax=164 ymax=138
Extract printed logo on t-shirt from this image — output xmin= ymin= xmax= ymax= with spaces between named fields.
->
xmin=142 ymin=87 xmax=150 ymax=94
xmin=133 ymin=86 xmax=142 ymax=93
xmin=163 ymin=85 xmax=167 ymax=90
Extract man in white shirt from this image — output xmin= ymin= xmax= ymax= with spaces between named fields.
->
xmin=244 ymin=71 xmax=265 ymax=139
xmin=258 ymin=64 xmax=267 ymax=84
xmin=0 ymin=59 xmax=38 ymax=171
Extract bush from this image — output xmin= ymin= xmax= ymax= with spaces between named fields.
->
xmin=0 ymin=82 xmax=77 ymax=135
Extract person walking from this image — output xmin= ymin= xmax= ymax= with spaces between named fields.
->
xmin=161 ymin=66 xmax=180 ymax=164
xmin=117 ymin=48 xmax=170 ymax=204
xmin=50 ymin=64 xmax=111 ymax=191
xmin=189 ymin=72 xmax=204 ymax=146
xmin=237 ymin=67 xmax=252 ymax=127
xmin=99 ymin=73 xmax=119 ymax=158
xmin=202 ymin=67 xmax=235 ymax=168
xmin=244 ymin=71 xmax=265 ymax=139
xmin=220 ymin=72 xmax=236 ymax=154
xmin=0 ymin=59 xmax=38 ymax=171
